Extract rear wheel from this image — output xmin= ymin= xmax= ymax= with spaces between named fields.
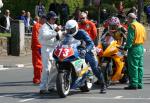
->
xmin=56 ymin=72 xmax=71 ymax=98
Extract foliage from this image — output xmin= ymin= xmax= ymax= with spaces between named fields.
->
xmin=1 ymin=0 xmax=84 ymax=19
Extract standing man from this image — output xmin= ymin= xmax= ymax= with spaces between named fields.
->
xmin=0 ymin=0 xmax=3 ymax=12
xmin=78 ymin=12 xmax=97 ymax=45
xmin=31 ymin=15 xmax=47 ymax=84
xmin=0 ymin=9 xmax=13 ymax=55
xmin=49 ymin=0 xmax=60 ymax=15
xmin=0 ymin=9 xmax=13 ymax=33
xmin=38 ymin=11 xmax=62 ymax=94
xmin=35 ymin=1 xmax=46 ymax=17
xmin=60 ymin=0 xmax=69 ymax=26
xmin=124 ymin=13 xmax=146 ymax=90
xmin=25 ymin=11 xmax=34 ymax=35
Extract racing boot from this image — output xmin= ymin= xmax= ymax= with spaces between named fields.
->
xmin=100 ymin=83 xmax=107 ymax=94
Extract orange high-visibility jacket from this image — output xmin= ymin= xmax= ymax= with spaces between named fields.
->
xmin=31 ymin=22 xmax=42 ymax=49
xmin=78 ymin=20 xmax=97 ymax=41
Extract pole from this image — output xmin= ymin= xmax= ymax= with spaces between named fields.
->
xmin=97 ymin=0 xmax=101 ymax=27
xmin=137 ymin=0 xmax=144 ymax=22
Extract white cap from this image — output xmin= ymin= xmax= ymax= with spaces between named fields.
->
xmin=128 ymin=13 xmax=137 ymax=19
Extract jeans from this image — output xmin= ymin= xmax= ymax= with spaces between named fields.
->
xmin=85 ymin=51 xmax=105 ymax=85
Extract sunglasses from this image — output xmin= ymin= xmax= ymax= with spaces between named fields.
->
xmin=80 ymin=18 xmax=85 ymax=20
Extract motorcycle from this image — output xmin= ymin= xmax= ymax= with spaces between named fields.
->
xmin=96 ymin=34 xmax=128 ymax=86
xmin=53 ymin=34 xmax=93 ymax=98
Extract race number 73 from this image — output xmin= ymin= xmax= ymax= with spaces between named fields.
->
xmin=58 ymin=48 xmax=69 ymax=57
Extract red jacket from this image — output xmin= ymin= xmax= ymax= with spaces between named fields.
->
xmin=78 ymin=20 xmax=97 ymax=41
xmin=31 ymin=22 xmax=42 ymax=49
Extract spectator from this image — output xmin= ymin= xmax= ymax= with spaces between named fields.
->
xmin=31 ymin=15 xmax=47 ymax=84
xmin=124 ymin=13 xmax=146 ymax=90
xmin=127 ymin=6 xmax=137 ymax=16
xmin=144 ymin=5 xmax=150 ymax=24
xmin=0 ymin=0 xmax=3 ymax=11
xmin=117 ymin=1 xmax=125 ymax=15
xmin=72 ymin=7 xmax=81 ymax=21
xmin=18 ymin=10 xmax=26 ymax=26
xmin=78 ymin=12 xmax=97 ymax=43
xmin=60 ymin=0 xmax=70 ymax=26
xmin=49 ymin=0 xmax=60 ymax=15
xmin=0 ymin=9 xmax=13 ymax=33
xmin=100 ymin=9 xmax=109 ymax=24
xmin=38 ymin=11 xmax=62 ymax=94
xmin=35 ymin=1 xmax=46 ymax=17
xmin=25 ymin=11 xmax=34 ymax=35
xmin=0 ymin=9 xmax=13 ymax=55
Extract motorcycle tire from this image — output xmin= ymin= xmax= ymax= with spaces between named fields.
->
xmin=56 ymin=72 xmax=70 ymax=98
xmin=80 ymin=78 xmax=93 ymax=92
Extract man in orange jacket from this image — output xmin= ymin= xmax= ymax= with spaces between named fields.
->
xmin=31 ymin=15 xmax=47 ymax=84
xmin=78 ymin=12 xmax=97 ymax=43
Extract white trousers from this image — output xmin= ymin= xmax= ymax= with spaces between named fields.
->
xmin=40 ymin=46 xmax=57 ymax=90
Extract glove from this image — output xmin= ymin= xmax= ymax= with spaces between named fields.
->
xmin=56 ymin=33 xmax=60 ymax=40
xmin=80 ymin=49 xmax=87 ymax=57
xmin=117 ymin=46 xmax=127 ymax=51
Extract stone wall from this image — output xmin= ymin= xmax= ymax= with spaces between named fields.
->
xmin=0 ymin=37 xmax=7 ymax=56
xmin=0 ymin=36 xmax=31 ymax=56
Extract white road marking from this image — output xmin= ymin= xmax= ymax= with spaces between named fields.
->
xmin=71 ymin=96 xmax=150 ymax=100
xmin=0 ymin=68 xmax=9 ymax=71
xmin=16 ymin=64 xmax=24 ymax=68
xmin=114 ymin=96 xmax=123 ymax=99
xmin=0 ymin=95 xmax=12 ymax=97
xmin=19 ymin=98 xmax=35 ymax=102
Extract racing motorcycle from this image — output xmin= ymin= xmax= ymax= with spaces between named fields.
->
xmin=53 ymin=34 xmax=93 ymax=98
xmin=96 ymin=34 xmax=128 ymax=86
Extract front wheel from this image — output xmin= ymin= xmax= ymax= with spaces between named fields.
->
xmin=56 ymin=72 xmax=71 ymax=98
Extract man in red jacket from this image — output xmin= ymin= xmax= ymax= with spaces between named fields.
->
xmin=78 ymin=12 xmax=97 ymax=43
xmin=31 ymin=15 xmax=46 ymax=84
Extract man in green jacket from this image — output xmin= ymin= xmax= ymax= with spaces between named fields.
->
xmin=124 ymin=13 xmax=146 ymax=90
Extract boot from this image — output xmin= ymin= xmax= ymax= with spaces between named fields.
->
xmin=100 ymin=84 xmax=107 ymax=94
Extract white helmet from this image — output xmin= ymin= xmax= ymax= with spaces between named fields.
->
xmin=65 ymin=19 xmax=78 ymax=36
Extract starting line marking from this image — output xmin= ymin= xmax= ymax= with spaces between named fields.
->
xmin=19 ymin=98 xmax=35 ymax=102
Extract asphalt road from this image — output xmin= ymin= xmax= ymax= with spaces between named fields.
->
xmin=0 ymin=30 xmax=149 ymax=103
xmin=0 ymin=51 xmax=150 ymax=103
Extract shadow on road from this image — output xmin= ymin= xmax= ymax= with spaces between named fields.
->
xmin=0 ymin=81 xmax=33 ymax=87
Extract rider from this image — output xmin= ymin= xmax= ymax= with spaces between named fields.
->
xmin=65 ymin=19 xmax=106 ymax=93
xmin=101 ymin=17 xmax=127 ymax=47
xmin=102 ymin=16 xmax=127 ymax=46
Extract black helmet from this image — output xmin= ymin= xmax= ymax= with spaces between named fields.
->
xmin=46 ymin=11 xmax=58 ymax=20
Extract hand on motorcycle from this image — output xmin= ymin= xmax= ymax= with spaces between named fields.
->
xmin=117 ymin=46 xmax=127 ymax=51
